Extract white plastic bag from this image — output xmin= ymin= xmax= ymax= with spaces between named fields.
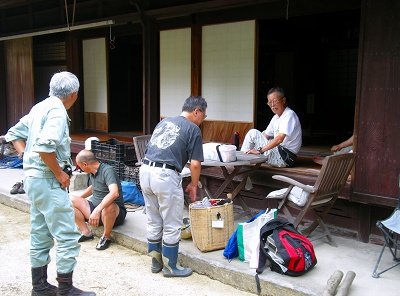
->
xmin=237 ymin=208 xmax=277 ymax=265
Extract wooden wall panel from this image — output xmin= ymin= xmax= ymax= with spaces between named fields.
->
xmin=200 ymin=120 xmax=253 ymax=144
xmin=4 ymin=37 xmax=34 ymax=127
xmin=353 ymin=0 xmax=400 ymax=207
xmin=84 ymin=112 xmax=108 ymax=132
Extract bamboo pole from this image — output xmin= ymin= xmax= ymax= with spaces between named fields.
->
xmin=322 ymin=270 xmax=344 ymax=296
xmin=336 ymin=271 xmax=356 ymax=296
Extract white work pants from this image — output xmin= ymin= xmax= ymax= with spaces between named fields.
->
xmin=241 ymin=129 xmax=287 ymax=167
xmin=139 ymin=164 xmax=184 ymax=245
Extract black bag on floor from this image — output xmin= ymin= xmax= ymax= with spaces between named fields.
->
xmin=256 ymin=219 xmax=317 ymax=277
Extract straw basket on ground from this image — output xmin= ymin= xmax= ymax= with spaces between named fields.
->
xmin=189 ymin=199 xmax=234 ymax=252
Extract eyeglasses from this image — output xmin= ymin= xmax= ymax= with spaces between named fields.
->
xmin=198 ymin=109 xmax=207 ymax=119
xmin=267 ymin=98 xmax=282 ymax=107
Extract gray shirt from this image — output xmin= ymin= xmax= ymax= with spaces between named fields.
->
xmin=90 ymin=163 xmax=125 ymax=208
xmin=144 ymin=116 xmax=204 ymax=172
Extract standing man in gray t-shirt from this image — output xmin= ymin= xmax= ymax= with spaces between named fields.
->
xmin=140 ymin=95 xmax=207 ymax=278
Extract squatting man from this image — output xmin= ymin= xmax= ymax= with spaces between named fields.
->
xmin=70 ymin=149 xmax=127 ymax=251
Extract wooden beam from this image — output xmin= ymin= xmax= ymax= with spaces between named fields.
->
xmin=145 ymin=0 xmax=279 ymax=19
xmin=0 ymin=0 xmax=40 ymax=9
xmin=351 ymin=192 xmax=398 ymax=208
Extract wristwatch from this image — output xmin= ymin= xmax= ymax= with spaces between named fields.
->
xmin=257 ymin=147 xmax=264 ymax=154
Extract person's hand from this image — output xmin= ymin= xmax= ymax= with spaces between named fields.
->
xmin=56 ymin=170 xmax=70 ymax=189
xmin=88 ymin=209 xmax=101 ymax=227
xmin=185 ymin=183 xmax=198 ymax=202
xmin=245 ymin=149 xmax=258 ymax=155
xmin=331 ymin=145 xmax=341 ymax=152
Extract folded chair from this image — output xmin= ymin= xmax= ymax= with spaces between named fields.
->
xmin=266 ymin=153 xmax=356 ymax=247
xmin=133 ymin=135 xmax=151 ymax=166
xmin=372 ymin=175 xmax=400 ymax=278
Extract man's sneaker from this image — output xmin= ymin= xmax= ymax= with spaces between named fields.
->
xmin=78 ymin=232 xmax=94 ymax=242
xmin=10 ymin=182 xmax=21 ymax=194
xmin=18 ymin=181 xmax=25 ymax=194
xmin=96 ymin=237 xmax=111 ymax=250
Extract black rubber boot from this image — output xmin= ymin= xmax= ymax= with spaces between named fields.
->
xmin=56 ymin=272 xmax=96 ymax=296
xmin=31 ymin=265 xmax=57 ymax=296
xmin=148 ymin=239 xmax=163 ymax=273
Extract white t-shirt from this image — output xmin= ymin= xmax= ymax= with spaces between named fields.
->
xmin=264 ymin=107 xmax=302 ymax=154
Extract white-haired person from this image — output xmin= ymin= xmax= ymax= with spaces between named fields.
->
xmin=241 ymin=87 xmax=302 ymax=167
xmin=5 ymin=72 xmax=95 ymax=296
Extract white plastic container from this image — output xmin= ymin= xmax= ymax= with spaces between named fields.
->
xmin=218 ymin=145 xmax=237 ymax=162
xmin=203 ymin=143 xmax=237 ymax=162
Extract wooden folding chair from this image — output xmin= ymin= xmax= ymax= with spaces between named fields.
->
xmin=132 ymin=135 xmax=151 ymax=166
xmin=372 ymin=175 xmax=400 ymax=278
xmin=267 ymin=153 xmax=356 ymax=247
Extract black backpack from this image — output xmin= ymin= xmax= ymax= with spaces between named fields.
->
xmin=256 ymin=219 xmax=317 ymax=277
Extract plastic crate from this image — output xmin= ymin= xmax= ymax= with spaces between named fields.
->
xmin=92 ymin=141 xmax=136 ymax=163
xmin=120 ymin=162 xmax=141 ymax=190
xmin=98 ymin=159 xmax=140 ymax=190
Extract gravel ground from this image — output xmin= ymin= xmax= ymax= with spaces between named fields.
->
xmin=0 ymin=203 xmax=255 ymax=296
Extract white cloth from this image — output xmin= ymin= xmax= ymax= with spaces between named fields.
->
xmin=266 ymin=185 xmax=314 ymax=207
xmin=180 ymin=167 xmax=191 ymax=178
xmin=334 ymin=146 xmax=353 ymax=155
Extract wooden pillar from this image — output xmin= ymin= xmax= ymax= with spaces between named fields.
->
xmin=66 ymin=31 xmax=83 ymax=133
xmin=191 ymin=15 xmax=202 ymax=96
xmin=358 ymin=203 xmax=371 ymax=243
xmin=142 ymin=16 xmax=160 ymax=135
xmin=0 ymin=42 xmax=7 ymax=134
xmin=4 ymin=37 xmax=34 ymax=127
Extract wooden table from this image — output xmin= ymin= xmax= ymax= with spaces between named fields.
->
xmin=200 ymin=151 xmax=268 ymax=219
